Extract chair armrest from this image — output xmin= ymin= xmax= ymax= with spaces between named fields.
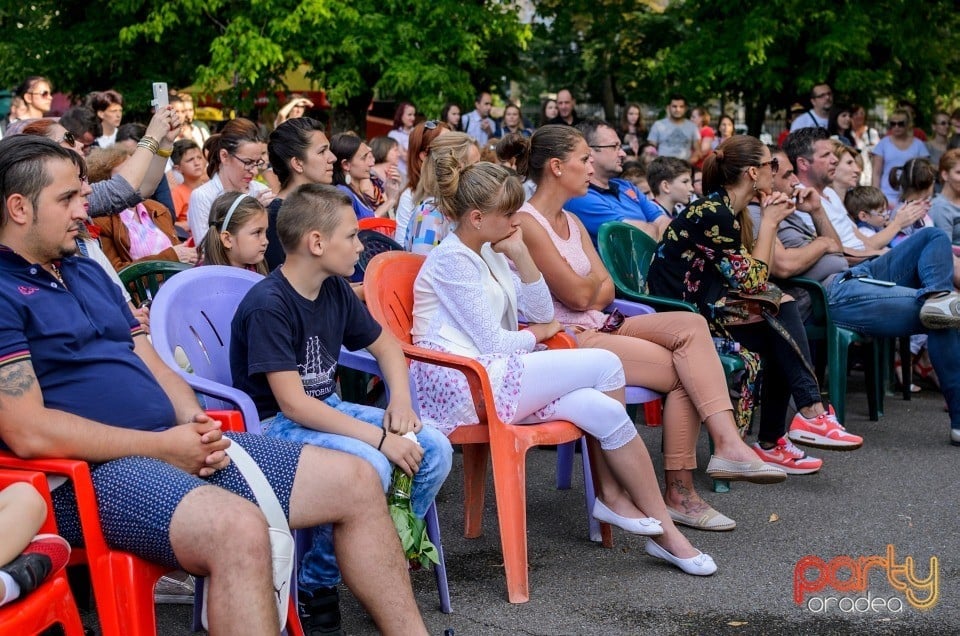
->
xmin=615 ymin=286 xmax=697 ymax=313
xmin=176 ymin=369 xmax=262 ymax=433
xmin=398 ymin=343 xmax=496 ymax=424
xmin=607 ymin=298 xmax=655 ymax=317
xmin=205 ymin=410 xmax=245 ymax=433
xmin=338 ymin=347 xmax=384 ymax=377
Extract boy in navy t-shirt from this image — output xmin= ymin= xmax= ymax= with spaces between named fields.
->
xmin=231 ymin=184 xmax=452 ymax=632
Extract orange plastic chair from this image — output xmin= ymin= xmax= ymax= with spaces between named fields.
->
xmin=358 ymin=216 xmax=397 ymax=237
xmin=0 ymin=411 xmax=303 ymax=636
xmin=0 ymin=468 xmax=85 ymax=636
xmin=364 ymin=251 xmax=611 ymax=604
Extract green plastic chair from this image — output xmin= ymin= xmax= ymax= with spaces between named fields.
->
xmin=780 ymin=277 xmax=882 ymax=425
xmin=597 ymin=221 xmax=747 ymax=493
xmin=117 ymin=260 xmax=193 ymax=308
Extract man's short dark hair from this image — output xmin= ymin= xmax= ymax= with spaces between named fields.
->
xmin=576 ymin=118 xmax=612 ymax=146
xmin=647 ymin=156 xmax=691 ymax=195
xmin=669 ymin=94 xmax=686 ymax=104
xmin=60 ymin=106 xmax=102 ymax=139
xmin=0 ymin=136 xmax=82 ymax=226
xmin=782 ymin=126 xmax=829 ymax=171
xmin=116 ymin=122 xmax=147 ymax=144
xmin=809 ymin=83 xmax=830 ymax=98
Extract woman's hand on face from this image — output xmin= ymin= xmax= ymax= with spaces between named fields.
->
xmin=760 ymin=191 xmax=796 ymax=223
xmin=491 ymin=226 xmax=525 ymax=259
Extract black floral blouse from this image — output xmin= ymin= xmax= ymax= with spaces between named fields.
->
xmin=646 ymin=189 xmax=770 ymax=323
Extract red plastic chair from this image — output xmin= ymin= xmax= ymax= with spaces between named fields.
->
xmin=0 ymin=469 xmax=85 ymax=636
xmin=358 ymin=216 xmax=397 ymax=237
xmin=364 ymin=251 xmax=611 ymax=604
xmin=0 ymin=411 xmax=303 ymax=636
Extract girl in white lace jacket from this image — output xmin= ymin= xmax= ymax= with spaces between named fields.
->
xmin=410 ymin=158 xmax=716 ymax=576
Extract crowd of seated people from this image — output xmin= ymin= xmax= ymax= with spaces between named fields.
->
xmin=4 ymin=73 xmax=960 ymax=636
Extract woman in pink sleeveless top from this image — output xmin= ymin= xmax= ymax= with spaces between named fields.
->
xmin=514 ymin=125 xmax=785 ymax=533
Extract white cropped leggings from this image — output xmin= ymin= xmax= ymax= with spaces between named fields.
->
xmin=511 ymin=348 xmax=637 ymax=450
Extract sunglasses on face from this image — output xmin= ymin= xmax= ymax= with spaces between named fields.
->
xmin=59 ymin=131 xmax=77 ymax=146
xmin=757 ymin=157 xmax=780 ymax=174
xmin=30 ymin=90 xmax=52 ymax=98
xmin=889 ymin=120 xmax=908 ymax=128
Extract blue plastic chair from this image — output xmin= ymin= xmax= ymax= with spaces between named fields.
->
xmin=149 ymin=266 xmax=452 ymax=616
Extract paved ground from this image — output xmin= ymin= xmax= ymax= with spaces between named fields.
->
xmin=87 ymin=375 xmax=958 ymax=635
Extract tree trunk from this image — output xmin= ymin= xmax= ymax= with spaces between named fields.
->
xmin=745 ymin=96 xmax=768 ymax=138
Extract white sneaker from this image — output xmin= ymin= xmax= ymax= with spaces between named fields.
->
xmin=920 ymin=292 xmax=960 ymax=329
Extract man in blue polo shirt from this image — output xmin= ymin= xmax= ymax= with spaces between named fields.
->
xmin=0 ymin=136 xmax=427 ymax=635
xmin=566 ymin=119 xmax=669 ymax=244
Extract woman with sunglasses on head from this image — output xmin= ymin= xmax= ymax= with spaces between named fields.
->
xmin=188 ymin=117 xmax=274 ymax=243
xmin=394 ymin=120 xmax=451 ymax=243
xmin=871 ymin=108 xmax=930 ymax=209
xmin=648 ymin=135 xmax=851 ymax=477
xmin=514 ymin=126 xmax=785 ymax=534
xmin=16 ymin=76 xmax=53 ymax=119
xmin=412 ymin=157 xmax=717 ymax=575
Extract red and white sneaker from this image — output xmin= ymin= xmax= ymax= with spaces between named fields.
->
xmin=788 ymin=406 xmax=863 ymax=450
xmin=751 ymin=437 xmax=823 ymax=475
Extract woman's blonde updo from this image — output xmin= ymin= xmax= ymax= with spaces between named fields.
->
xmin=433 ymin=158 xmax=524 ymax=223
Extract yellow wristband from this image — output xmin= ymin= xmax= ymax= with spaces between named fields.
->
xmin=157 ymin=147 xmax=172 ymax=158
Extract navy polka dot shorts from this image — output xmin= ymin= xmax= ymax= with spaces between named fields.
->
xmin=50 ymin=432 xmax=304 ymax=568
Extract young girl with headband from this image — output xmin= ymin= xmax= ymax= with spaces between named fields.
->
xmin=199 ymin=191 xmax=269 ymax=274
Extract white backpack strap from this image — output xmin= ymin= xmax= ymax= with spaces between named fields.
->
xmin=225 ymin=442 xmax=289 ymax=533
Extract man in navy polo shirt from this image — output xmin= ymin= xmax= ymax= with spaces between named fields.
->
xmin=566 ymin=119 xmax=669 ymax=244
xmin=0 ymin=136 xmax=427 ymax=635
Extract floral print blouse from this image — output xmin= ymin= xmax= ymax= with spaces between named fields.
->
xmin=646 ymin=189 xmax=770 ymax=324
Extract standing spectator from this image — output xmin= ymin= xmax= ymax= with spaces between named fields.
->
xmin=440 ymin=102 xmax=462 ymax=131
xmin=273 ymin=93 xmax=314 ymax=129
xmin=790 ymin=83 xmax=832 ymax=132
xmin=179 ymin=93 xmax=210 ymax=146
xmin=59 ymin=106 xmax=101 ymax=156
xmin=169 ymin=139 xmax=207 ymax=235
xmin=827 ymin=105 xmax=856 ymax=148
xmin=690 ymin=106 xmax=714 ymax=163
xmin=188 ymin=118 xmax=273 ymax=242
xmin=851 ymin=104 xmax=880 ymax=185
xmin=872 ymin=108 xmax=930 ymax=207
xmin=499 ymin=103 xmax=532 ymax=138
xmin=90 ymin=90 xmax=124 ymax=148
xmin=927 ymin=111 xmax=951 ymax=169
xmin=547 ymin=89 xmax=582 ymax=127
xmin=387 ymin=101 xmax=416 ymax=181
xmin=16 ymin=76 xmax=53 ymax=119
xmin=648 ymin=95 xmax=701 ymax=163
xmin=461 ymin=91 xmax=497 ymax=146
xmin=619 ymin=103 xmax=646 ymax=156
xmin=715 ymin=115 xmax=736 ymax=148
xmin=539 ymin=98 xmax=558 ymax=127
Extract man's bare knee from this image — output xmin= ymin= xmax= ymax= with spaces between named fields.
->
xmin=170 ymin=485 xmax=272 ymax=574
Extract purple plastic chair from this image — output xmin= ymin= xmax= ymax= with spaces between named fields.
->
xmin=149 ymin=266 xmax=452 ymax=618
xmin=554 ymin=299 xmax=662 ymax=542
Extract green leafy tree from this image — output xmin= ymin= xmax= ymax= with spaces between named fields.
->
xmin=120 ymin=0 xmax=532 ymax=130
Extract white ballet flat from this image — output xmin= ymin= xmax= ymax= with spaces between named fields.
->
xmin=592 ymin=498 xmax=663 ymax=536
xmin=645 ymin=538 xmax=717 ymax=576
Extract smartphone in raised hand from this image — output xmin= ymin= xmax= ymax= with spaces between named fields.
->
xmin=152 ymin=82 xmax=169 ymax=110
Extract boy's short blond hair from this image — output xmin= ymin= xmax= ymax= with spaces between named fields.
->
xmin=844 ymin=186 xmax=888 ymax=219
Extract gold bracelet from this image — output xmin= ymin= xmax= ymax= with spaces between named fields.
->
xmin=156 ymin=147 xmax=172 ymax=158
xmin=137 ymin=136 xmax=160 ymax=154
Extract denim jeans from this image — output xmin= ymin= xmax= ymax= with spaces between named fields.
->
xmin=826 ymin=227 xmax=960 ymax=428
xmin=263 ymin=394 xmax=453 ymax=591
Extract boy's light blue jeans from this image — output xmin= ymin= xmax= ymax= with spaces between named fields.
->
xmin=826 ymin=227 xmax=960 ymax=429
xmin=263 ymin=393 xmax=453 ymax=592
